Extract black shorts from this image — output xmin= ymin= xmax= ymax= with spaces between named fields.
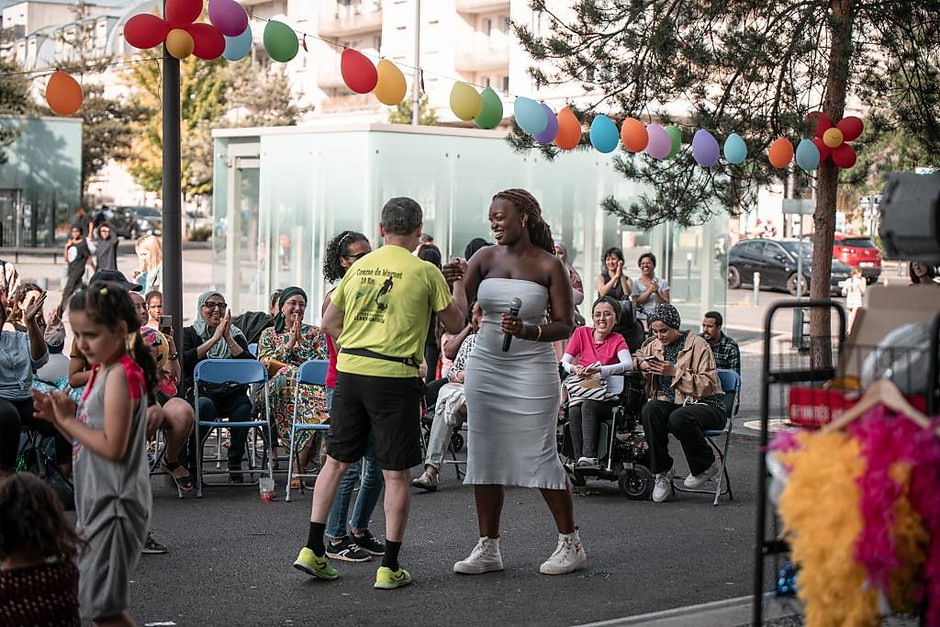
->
xmin=328 ymin=372 xmax=422 ymax=471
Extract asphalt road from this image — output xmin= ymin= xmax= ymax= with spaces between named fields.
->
xmin=133 ymin=433 xmax=764 ymax=627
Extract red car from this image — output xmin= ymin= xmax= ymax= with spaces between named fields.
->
xmin=833 ymin=234 xmax=881 ymax=283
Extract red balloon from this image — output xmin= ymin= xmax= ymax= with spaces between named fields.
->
xmin=165 ymin=0 xmax=201 ymax=27
xmin=831 ymin=143 xmax=857 ymax=169
xmin=807 ymin=111 xmax=832 ymax=138
xmin=124 ymin=14 xmax=169 ymax=49
xmin=812 ymin=137 xmax=831 ymax=162
xmin=188 ymin=23 xmax=225 ymax=60
xmin=836 ymin=116 xmax=864 ymax=142
xmin=340 ymin=49 xmax=378 ymax=94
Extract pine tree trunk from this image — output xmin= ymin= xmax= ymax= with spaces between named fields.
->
xmin=810 ymin=0 xmax=855 ymax=368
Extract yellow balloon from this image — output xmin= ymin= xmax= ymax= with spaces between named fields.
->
xmin=450 ymin=82 xmax=482 ymax=121
xmin=166 ymin=28 xmax=194 ymax=59
xmin=374 ymin=59 xmax=406 ymax=106
xmin=823 ymin=127 xmax=844 ymax=148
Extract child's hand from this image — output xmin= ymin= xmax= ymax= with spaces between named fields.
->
xmin=31 ymin=390 xmax=57 ymax=423
xmin=49 ymin=390 xmax=77 ymax=423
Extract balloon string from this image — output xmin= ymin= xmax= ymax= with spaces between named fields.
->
xmin=0 ymin=54 xmax=162 ymax=79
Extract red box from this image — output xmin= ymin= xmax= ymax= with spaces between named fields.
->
xmin=787 ymin=386 xmax=928 ymax=428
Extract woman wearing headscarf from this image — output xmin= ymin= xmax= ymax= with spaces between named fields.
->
xmin=255 ymin=286 xmax=329 ymax=489
xmin=182 ymin=290 xmax=255 ymax=480
xmin=635 ymin=303 xmax=726 ymax=504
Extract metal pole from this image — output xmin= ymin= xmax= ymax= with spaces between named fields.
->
xmin=411 ymin=0 xmax=421 ymax=126
xmin=161 ymin=5 xmax=183 ymax=348
xmin=796 ymin=213 xmax=804 ymax=297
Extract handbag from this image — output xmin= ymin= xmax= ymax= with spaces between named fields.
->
xmin=563 ymin=361 xmax=617 ymax=406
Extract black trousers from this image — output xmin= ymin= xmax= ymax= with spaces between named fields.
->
xmin=569 ymin=400 xmax=617 ymax=459
xmin=640 ymin=400 xmax=726 ymax=476
xmin=0 ymin=397 xmax=72 ymax=471
xmin=59 ymin=266 xmax=84 ymax=311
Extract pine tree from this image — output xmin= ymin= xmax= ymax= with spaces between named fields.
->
xmin=0 ymin=57 xmax=36 ymax=164
xmin=388 ymin=92 xmax=437 ymax=126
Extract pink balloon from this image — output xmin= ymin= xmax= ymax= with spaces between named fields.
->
xmin=646 ymin=124 xmax=671 ymax=159
xmin=208 ymin=0 xmax=249 ymax=37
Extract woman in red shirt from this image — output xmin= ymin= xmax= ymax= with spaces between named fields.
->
xmin=561 ymin=297 xmax=633 ymax=467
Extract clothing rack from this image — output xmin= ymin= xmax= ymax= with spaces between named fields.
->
xmin=752 ymin=302 xmax=940 ymax=624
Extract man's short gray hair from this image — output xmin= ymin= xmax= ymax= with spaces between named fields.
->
xmin=381 ymin=197 xmax=423 ymax=236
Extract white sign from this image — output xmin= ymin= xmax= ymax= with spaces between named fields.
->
xmin=782 ymin=199 xmax=815 ymax=215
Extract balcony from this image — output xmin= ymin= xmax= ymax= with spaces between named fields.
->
xmin=318 ymin=93 xmax=382 ymax=115
xmin=455 ymin=0 xmax=510 ymax=14
xmin=454 ymin=45 xmax=509 ymax=73
xmin=318 ymin=6 xmax=383 ymax=38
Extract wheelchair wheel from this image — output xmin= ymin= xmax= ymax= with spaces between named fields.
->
xmin=450 ymin=432 xmax=464 ymax=453
xmin=619 ymin=465 xmax=653 ymax=500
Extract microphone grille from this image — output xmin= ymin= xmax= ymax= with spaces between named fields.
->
xmin=509 ymin=297 xmax=523 ymax=310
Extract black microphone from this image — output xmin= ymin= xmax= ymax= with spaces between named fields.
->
xmin=502 ymin=297 xmax=523 ymax=352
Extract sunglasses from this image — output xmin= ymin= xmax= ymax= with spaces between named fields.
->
xmin=344 ymin=251 xmax=369 ymax=261
xmin=203 ymin=301 xmax=227 ymax=310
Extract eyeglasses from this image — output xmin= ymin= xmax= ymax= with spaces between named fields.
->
xmin=203 ymin=301 xmax=227 ymax=310
xmin=344 ymin=251 xmax=369 ymax=261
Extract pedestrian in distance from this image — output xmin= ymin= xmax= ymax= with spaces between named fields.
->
xmin=0 ymin=472 xmax=85 ymax=626
xmin=32 ymin=282 xmax=157 ymax=626
xmin=444 ymin=188 xmax=587 ymax=576
xmin=60 ymin=225 xmax=92 ymax=312
xmin=91 ymin=223 xmax=119 ymax=272
xmin=293 ymin=197 xmax=468 ymax=590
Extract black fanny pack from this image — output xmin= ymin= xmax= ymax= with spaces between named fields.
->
xmin=340 ymin=347 xmax=420 ymax=370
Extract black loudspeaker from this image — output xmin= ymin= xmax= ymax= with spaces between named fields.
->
xmin=879 ymin=172 xmax=940 ymax=265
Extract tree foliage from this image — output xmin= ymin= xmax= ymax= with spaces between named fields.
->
xmin=388 ymin=92 xmax=437 ymax=126
xmin=0 ymin=57 xmax=36 ymax=164
xmin=223 ymin=63 xmax=309 ymax=127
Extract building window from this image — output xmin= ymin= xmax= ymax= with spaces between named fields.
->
xmin=372 ymin=34 xmax=382 ymax=52
xmin=482 ymin=17 xmax=491 ymax=37
xmin=484 ymin=77 xmax=491 ymax=88
xmin=500 ymin=75 xmax=509 ymax=92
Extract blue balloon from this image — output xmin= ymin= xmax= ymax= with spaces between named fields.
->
xmin=533 ymin=103 xmax=558 ymax=144
xmin=590 ymin=115 xmax=619 ymax=153
xmin=514 ymin=97 xmax=547 ymax=135
xmin=692 ymin=129 xmax=720 ymax=167
xmin=795 ymin=139 xmax=820 ymax=171
xmin=723 ymin=132 xmax=747 ymax=164
xmin=222 ymin=25 xmax=252 ymax=62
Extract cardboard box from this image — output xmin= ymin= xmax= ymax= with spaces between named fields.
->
xmin=838 ymin=284 xmax=940 ymax=380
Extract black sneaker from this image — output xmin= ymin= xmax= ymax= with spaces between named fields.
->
xmin=142 ymin=531 xmax=167 ymax=555
xmin=325 ymin=536 xmax=371 ymax=563
xmin=352 ymin=529 xmax=386 ymax=556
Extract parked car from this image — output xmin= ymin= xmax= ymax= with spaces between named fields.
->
xmin=832 ymin=234 xmax=881 ymax=283
xmin=728 ymin=239 xmax=852 ymax=296
xmin=95 ymin=206 xmax=162 ymax=239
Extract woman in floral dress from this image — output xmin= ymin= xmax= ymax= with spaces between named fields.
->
xmin=256 ymin=286 xmax=329 ymax=487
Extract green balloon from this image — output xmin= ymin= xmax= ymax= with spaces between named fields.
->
xmin=474 ymin=87 xmax=504 ymax=130
xmin=264 ymin=20 xmax=298 ymax=63
xmin=665 ymin=125 xmax=682 ymax=159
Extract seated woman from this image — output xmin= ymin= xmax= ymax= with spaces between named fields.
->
xmin=255 ymin=286 xmax=329 ymax=489
xmin=560 ymin=297 xmax=632 ymax=467
xmin=182 ymin=291 xmax=255 ymax=482
xmin=635 ymin=303 xmax=726 ymax=503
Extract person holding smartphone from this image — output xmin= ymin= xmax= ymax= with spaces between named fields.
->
xmin=635 ymin=303 xmax=725 ymax=503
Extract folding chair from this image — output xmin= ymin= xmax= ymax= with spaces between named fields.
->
xmin=285 ymin=359 xmax=331 ymax=502
xmin=673 ymin=368 xmax=741 ymax=505
xmin=148 ymin=428 xmax=183 ymax=498
xmin=194 ymin=359 xmax=274 ymax=498
xmin=248 ymin=343 xmax=259 ymax=358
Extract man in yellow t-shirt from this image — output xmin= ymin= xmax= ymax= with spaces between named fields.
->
xmin=293 ymin=197 xmax=468 ymax=590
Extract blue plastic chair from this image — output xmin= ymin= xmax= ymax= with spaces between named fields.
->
xmin=674 ymin=368 xmax=741 ymax=505
xmin=248 ymin=343 xmax=258 ymax=358
xmin=193 ymin=359 xmax=273 ymax=498
xmin=285 ymin=360 xmax=332 ymax=502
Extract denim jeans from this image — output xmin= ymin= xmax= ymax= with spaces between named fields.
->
xmin=424 ymin=407 xmax=464 ymax=470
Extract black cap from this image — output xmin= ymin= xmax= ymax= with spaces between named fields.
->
xmin=89 ymin=269 xmax=142 ymax=292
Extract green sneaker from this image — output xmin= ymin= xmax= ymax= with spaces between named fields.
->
xmin=293 ymin=547 xmax=338 ymax=580
xmin=374 ymin=566 xmax=412 ymax=590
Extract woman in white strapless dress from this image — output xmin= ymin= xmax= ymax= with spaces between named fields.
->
xmin=447 ymin=188 xmax=587 ymax=576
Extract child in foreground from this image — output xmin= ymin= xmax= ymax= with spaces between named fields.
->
xmin=32 ymin=282 xmax=157 ymax=627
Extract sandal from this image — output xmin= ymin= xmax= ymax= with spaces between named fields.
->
xmin=289 ymin=475 xmax=302 ymax=490
xmin=161 ymin=460 xmax=194 ymax=492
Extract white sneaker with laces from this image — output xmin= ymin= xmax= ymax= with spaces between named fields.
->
xmin=453 ymin=537 xmax=503 ymax=574
xmin=576 ymin=456 xmax=598 ymax=468
xmin=652 ymin=466 xmax=675 ymax=503
xmin=684 ymin=460 xmax=720 ymax=489
xmin=540 ymin=530 xmax=586 ymax=575
xmin=411 ymin=468 xmax=438 ymax=491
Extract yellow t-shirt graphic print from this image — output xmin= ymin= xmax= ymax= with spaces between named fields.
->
xmin=333 ymin=244 xmax=453 ymax=378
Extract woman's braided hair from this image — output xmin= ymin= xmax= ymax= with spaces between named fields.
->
xmin=492 ymin=188 xmax=554 ymax=254
xmin=323 ymin=230 xmax=368 ymax=283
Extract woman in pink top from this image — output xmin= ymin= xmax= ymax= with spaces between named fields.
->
xmin=560 ymin=297 xmax=633 ymax=467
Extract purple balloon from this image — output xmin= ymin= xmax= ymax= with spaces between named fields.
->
xmin=208 ymin=0 xmax=249 ymax=37
xmin=533 ymin=104 xmax=558 ymax=144
xmin=646 ymin=124 xmax=671 ymax=159
xmin=692 ymin=129 xmax=720 ymax=167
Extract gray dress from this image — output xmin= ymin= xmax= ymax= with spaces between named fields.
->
xmin=463 ymin=278 xmax=567 ymax=490
xmin=73 ymin=360 xmax=151 ymax=620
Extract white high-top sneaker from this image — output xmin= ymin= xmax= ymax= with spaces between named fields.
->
xmin=453 ymin=536 xmax=503 ymax=574
xmin=539 ymin=530 xmax=587 ymax=575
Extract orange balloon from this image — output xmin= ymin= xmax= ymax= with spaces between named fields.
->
xmin=554 ymin=107 xmax=582 ymax=150
xmin=620 ymin=117 xmax=648 ymax=152
xmin=768 ymin=137 xmax=794 ymax=168
xmin=165 ymin=28 xmax=194 ymax=59
xmin=46 ymin=71 xmax=83 ymax=116
xmin=822 ymin=127 xmax=844 ymax=148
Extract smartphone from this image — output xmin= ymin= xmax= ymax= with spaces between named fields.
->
xmin=159 ymin=315 xmax=172 ymax=333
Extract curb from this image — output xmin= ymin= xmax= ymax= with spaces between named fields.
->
xmin=576 ymin=594 xmax=801 ymax=627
